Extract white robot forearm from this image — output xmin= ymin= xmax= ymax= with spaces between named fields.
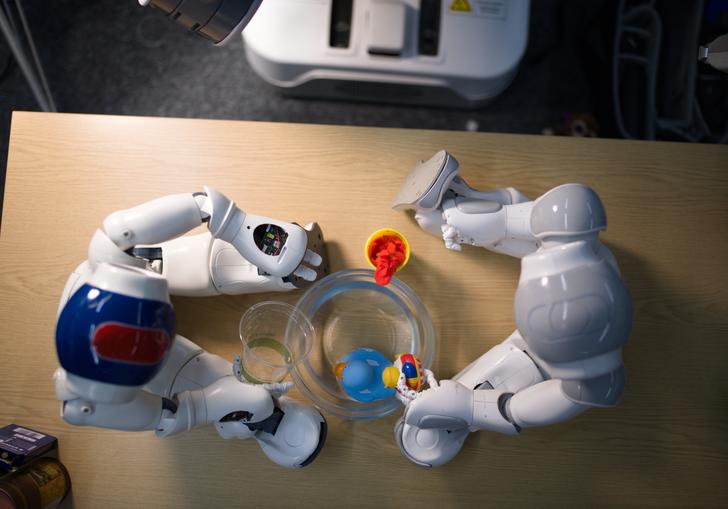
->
xmin=403 ymin=378 xmax=589 ymax=435
xmin=504 ymin=380 xmax=589 ymax=428
xmin=71 ymin=187 xmax=328 ymax=301
xmin=102 ymin=192 xmax=207 ymax=251
xmin=392 ymin=150 xmax=538 ymax=258
xmin=158 ymin=230 xmax=325 ymax=297
xmin=438 ymin=197 xmax=537 ymax=257
xmin=97 ymin=187 xmax=325 ymax=285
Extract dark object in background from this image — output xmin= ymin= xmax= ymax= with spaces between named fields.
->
xmin=613 ymin=0 xmax=728 ymax=142
xmin=543 ymin=113 xmax=599 ymax=137
xmin=0 ymin=426 xmax=57 ymax=473
xmin=145 ymin=0 xmax=261 ymax=44
xmin=0 ymin=458 xmax=70 ymax=509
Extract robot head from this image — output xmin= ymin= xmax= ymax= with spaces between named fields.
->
xmin=56 ymin=264 xmax=175 ymax=388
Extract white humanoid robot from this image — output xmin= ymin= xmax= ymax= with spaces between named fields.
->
xmin=54 ymin=187 xmax=329 ymax=468
xmin=391 ymin=151 xmax=633 ymax=467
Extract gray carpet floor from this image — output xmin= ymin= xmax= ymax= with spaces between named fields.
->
xmin=1 ymin=0 xmax=618 ymax=222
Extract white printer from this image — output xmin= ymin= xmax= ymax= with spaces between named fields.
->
xmin=242 ymin=0 xmax=530 ymax=107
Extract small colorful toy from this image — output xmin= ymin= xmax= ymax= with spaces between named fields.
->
xmin=334 ymin=348 xmax=395 ymax=402
xmin=381 ymin=353 xmax=438 ymax=404
xmin=365 ymin=228 xmax=410 ymax=286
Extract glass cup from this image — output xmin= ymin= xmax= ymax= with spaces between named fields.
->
xmin=238 ymin=301 xmax=314 ymax=384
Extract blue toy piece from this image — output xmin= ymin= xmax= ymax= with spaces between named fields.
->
xmin=334 ymin=348 xmax=395 ymax=403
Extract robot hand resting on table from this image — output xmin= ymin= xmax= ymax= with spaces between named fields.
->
xmin=54 ymin=187 xmax=329 ymax=468
xmin=391 ymin=151 xmax=633 ymax=467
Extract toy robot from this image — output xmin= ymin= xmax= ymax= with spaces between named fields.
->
xmin=54 ymin=187 xmax=329 ymax=468
xmin=391 ymin=151 xmax=633 ymax=467
xmin=382 ymin=353 xmax=438 ymax=404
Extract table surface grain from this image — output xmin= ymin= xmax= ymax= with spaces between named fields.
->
xmin=1 ymin=112 xmax=727 ymax=508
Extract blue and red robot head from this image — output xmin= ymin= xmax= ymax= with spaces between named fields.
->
xmin=56 ymin=264 xmax=176 ymax=387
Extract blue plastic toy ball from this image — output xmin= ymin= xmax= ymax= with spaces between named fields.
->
xmin=337 ymin=348 xmax=395 ymax=403
xmin=341 ymin=360 xmax=374 ymax=391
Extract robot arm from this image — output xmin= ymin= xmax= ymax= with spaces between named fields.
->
xmin=504 ymin=380 xmax=589 ymax=428
xmin=54 ymin=188 xmax=329 ymax=467
xmin=392 ymin=151 xmax=539 ymax=258
xmin=437 ymin=196 xmax=537 ymax=257
xmin=84 ymin=186 xmax=326 ymax=298
xmin=403 ymin=378 xmax=589 ymax=435
xmin=55 ymin=331 xmax=326 ymax=468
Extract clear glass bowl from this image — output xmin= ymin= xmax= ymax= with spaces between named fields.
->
xmin=291 ymin=269 xmax=435 ymax=420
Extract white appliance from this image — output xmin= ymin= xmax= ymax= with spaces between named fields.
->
xmin=242 ymin=0 xmax=530 ymax=107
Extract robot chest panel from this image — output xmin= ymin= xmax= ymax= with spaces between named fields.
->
xmin=514 ymin=257 xmax=632 ymax=364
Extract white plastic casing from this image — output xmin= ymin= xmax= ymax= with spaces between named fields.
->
xmin=89 ymin=263 xmax=170 ymax=304
xmin=442 ymin=197 xmax=507 ymax=247
xmin=103 ymin=193 xmax=203 ymax=251
xmin=453 ymin=340 xmax=544 ymax=392
xmin=88 ymin=230 xmax=147 ymax=270
xmin=242 ymin=0 xmax=530 ymax=107
xmin=440 ymin=199 xmax=537 ymax=257
xmin=507 ymin=379 xmax=588 ymax=428
xmin=220 ymin=212 xmax=308 ymax=278
xmin=204 ymin=187 xmax=308 ymax=278
xmin=255 ymin=398 xmax=326 ymax=468
xmin=404 ymin=380 xmax=519 ymax=435
xmin=60 ymin=381 xmax=163 ymax=431
xmin=158 ymin=234 xmax=218 ymax=296
xmin=368 ymin=0 xmax=407 ymax=55
xmin=159 ymin=234 xmax=295 ymax=296
xmin=471 ymin=388 xmax=519 ymax=435
xmin=209 ymin=238 xmax=295 ymax=294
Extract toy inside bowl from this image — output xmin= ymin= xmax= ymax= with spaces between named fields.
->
xmin=291 ymin=269 xmax=435 ymax=420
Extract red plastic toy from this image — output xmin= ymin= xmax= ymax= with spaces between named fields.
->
xmin=369 ymin=235 xmax=407 ymax=285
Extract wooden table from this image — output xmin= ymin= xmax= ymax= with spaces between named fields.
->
xmin=1 ymin=112 xmax=727 ymax=508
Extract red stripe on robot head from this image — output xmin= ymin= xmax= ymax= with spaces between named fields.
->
xmin=92 ymin=322 xmax=173 ymax=365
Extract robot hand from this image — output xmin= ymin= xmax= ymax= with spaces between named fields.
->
xmin=404 ymin=380 xmax=471 ymax=430
xmin=403 ymin=380 xmax=517 ymax=435
xmin=411 ymin=208 xmax=465 ymax=252
xmin=413 ymin=209 xmax=446 ymax=239
xmin=393 ymin=151 xmax=537 ymax=258
xmin=395 ymin=380 xmax=517 ymax=468
xmin=412 ymin=207 xmax=464 ymax=252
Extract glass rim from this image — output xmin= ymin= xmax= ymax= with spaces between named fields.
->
xmin=239 ymin=300 xmax=315 ymax=369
